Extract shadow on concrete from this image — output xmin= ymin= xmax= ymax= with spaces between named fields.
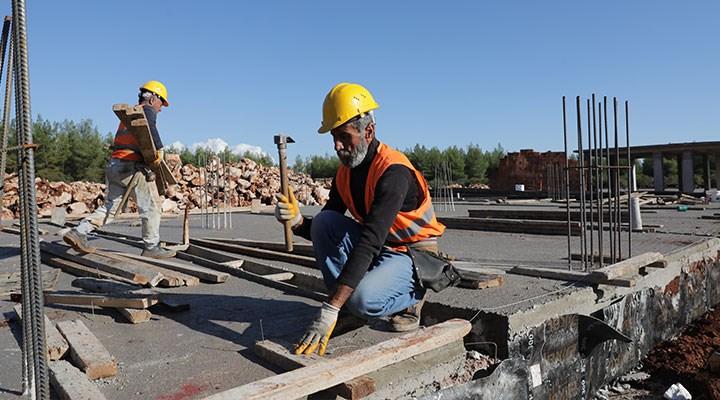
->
xmin=0 ymin=246 xmax=21 ymax=261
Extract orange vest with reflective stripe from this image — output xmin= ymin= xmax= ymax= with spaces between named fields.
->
xmin=335 ymin=142 xmax=445 ymax=249
xmin=111 ymin=122 xmax=143 ymax=161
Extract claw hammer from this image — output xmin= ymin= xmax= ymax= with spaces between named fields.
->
xmin=274 ymin=134 xmax=295 ymax=252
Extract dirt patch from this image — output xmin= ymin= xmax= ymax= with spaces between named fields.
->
xmin=607 ymin=307 xmax=720 ymax=399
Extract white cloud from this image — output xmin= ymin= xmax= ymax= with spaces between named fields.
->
xmin=172 ymin=137 xmax=269 ymax=158
xmin=167 ymin=141 xmax=186 ymax=151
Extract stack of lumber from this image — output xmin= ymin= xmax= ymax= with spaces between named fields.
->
xmin=439 ymin=216 xmax=582 ymax=236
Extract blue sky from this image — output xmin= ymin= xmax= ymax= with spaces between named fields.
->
xmin=24 ymin=1 xmax=720 ymax=159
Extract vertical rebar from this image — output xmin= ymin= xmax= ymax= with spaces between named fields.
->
xmin=604 ymin=96 xmax=614 ymax=263
xmin=0 ymin=17 xmax=11 ymax=227
xmin=596 ymin=100 xmax=604 ymax=269
xmin=575 ymin=96 xmax=587 ymax=270
xmin=562 ymin=97 xmax=571 ymax=269
xmin=614 ymin=98 xmax=621 ymax=261
xmin=12 ymin=0 xmax=49 ymax=396
xmin=625 ymin=100 xmax=632 ymax=257
xmin=586 ymin=98 xmax=594 ymax=268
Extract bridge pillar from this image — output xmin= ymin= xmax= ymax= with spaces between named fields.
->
xmin=681 ymin=150 xmax=695 ymax=194
xmin=652 ymin=152 xmax=664 ymax=192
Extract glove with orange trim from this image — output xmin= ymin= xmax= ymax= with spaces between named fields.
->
xmin=294 ymin=302 xmax=339 ymax=356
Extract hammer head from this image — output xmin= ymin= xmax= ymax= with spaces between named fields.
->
xmin=273 ymin=135 xmax=295 ymax=146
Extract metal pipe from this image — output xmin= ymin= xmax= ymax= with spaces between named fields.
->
xmin=562 ymin=96 xmax=571 ymax=269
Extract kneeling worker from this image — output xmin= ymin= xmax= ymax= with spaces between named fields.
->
xmin=274 ymin=82 xmax=445 ymax=356
xmin=63 ymin=80 xmax=176 ymax=259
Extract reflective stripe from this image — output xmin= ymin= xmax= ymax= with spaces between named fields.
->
xmin=389 ymin=205 xmax=437 ymax=241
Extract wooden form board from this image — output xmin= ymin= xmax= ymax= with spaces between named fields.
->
xmin=203 ymin=319 xmax=471 ymax=400
xmin=42 ymin=255 xmax=140 ymax=286
xmin=56 ymin=319 xmax=117 ymax=379
xmin=468 ymin=208 xmax=630 ymax=222
xmin=94 ymin=250 xmax=198 ymax=287
xmin=40 ymin=241 xmax=163 ymax=286
xmin=45 ymin=291 xmax=158 ymax=309
xmin=71 ymin=277 xmax=152 ymax=324
xmin=49 ymin=360 xmax=108 ymax=400
xmin=438 ymin=217 xmax=582 ymax=236
xmin=588 ymin=252 xmax=666 ymax=281
xmin=509 ymin=266 xmax=637 ymax=287
xmin=203 ymin=237 xmax=316 ymax=258
xmin=191 ymin=238 xmax=317 ymax=268
xmin=13 ymin=304 xmax=69 ymax=361
xmin=109 ymin=251 xmax=229 ymax=283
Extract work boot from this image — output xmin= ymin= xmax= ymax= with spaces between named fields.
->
xmin=62 ymin=229 xmax=96 ymax=253
xmin=141 ymin=246 xmax=176 ymax=259
xmin=388 ymin=296 xmax=425 ymax=332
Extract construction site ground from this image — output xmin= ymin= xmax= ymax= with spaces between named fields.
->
xmin=1 ymin=200 xmax=719 ymax=399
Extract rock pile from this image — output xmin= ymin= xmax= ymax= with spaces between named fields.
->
xmin=0 ymin=156 xmax=331 ymax=219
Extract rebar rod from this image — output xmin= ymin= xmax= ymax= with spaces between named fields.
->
xmin=592 ymin=95 xmax=602 ymax=269
xmin=575 ymin=96 xmax=587 ymax=270
xmin=586 ymin=98 xmax=593 ymax=270
xmin=614 ymin=97 xmax=621 ymax=261
xmin=562 ymin=97 xmax=571 ymax=269
xmin=604 ymin=96 xmax=614 ymax=263
xmin=12 ymin=0 xmax=49 ymax=396
xmin=596 ymin=100 xmax=604 ymax=269
xmin=0 ymin=16 xmax=11 ymax=226
xmin=625 ymin=100 xmax=632 ymax=257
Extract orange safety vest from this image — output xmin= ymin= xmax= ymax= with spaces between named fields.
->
xmin=335 ymin=142 xmax=445 ymax=250
xmin=110 ymin=121 xmax=143 ymax=161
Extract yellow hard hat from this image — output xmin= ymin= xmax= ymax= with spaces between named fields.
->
xmin=139 ymin=80 xmax=169 ymax=106
xmin=318 ymin=82 xmax=379 ymax=133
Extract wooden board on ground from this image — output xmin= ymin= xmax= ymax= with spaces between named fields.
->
xmin=508 ymin=265 xmax=636 ymax=287
xmin=71 ymin=277 xmax=152 ymax=324
xmin=13 ymin=304 xmax=69 ymax=361
xmin=203 ymin=319 xmax=471 ymax=400
xmin=117 ymin=308 xmax=152 ymax=324
xmin=191 ymin=238 xmax=317 ymax=268
xmin=588 ymin=252 xmax=666 ymax=281
xmin=203 ymin=237 xmax=315 ymax=257
xmin=49 ymin=360 xmax=108 ymax=400
xmin=42 ymin=255 xmax=141 ymax=286
xmin=0 ymin=269 xmax=59 ymax=298
xmin=438 ymin=217 xmax=582 ymax=236
xmin=108 ymin=251 xmax=229 ymax=283
xmin=94 ymin=250 xmax=197 ymax=287
xmin=40 ymin=241 xmax=163 ymax=286
xmin=56 ymin=319 xmax=117 ymax=379
xmin=45 ymin=291 xmax=158 ymax=309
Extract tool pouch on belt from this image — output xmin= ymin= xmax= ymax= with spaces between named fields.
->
xmin=407 ymin=247 xmax=462 ymax=292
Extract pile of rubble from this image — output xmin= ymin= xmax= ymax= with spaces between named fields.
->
xmin=0 ymin=155 xmax=331 ymax=219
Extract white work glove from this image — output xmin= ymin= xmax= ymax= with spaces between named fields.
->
xmin=294 ymin=302 xmax=340 ymax=356
xmin=274 ymin=187 xmax=302 ymax=228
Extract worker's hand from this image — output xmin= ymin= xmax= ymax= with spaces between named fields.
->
xmin=150 ymin=149 xmax=164 ymax=168
xmin=274 ymin=187 xmax=302 ymax=228
xmin=295 ymin=302 xmax=339 ymax=356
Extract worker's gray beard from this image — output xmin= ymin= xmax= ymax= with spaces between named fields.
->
xmin=337 ymin=139 xmax=369 ymax=168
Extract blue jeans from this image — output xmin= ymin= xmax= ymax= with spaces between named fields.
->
xmin=311 ymin=210 xmax=425 ymax=318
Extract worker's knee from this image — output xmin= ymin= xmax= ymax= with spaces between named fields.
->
xmin=345 ymin=286 xmax=388 ymax=318
xmin=310 ymin=210 xmax=344 ymax=239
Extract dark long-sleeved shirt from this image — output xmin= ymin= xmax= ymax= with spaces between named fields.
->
xmin=143 ymin=105 xmax=164 ymax=150
xmin=295 ymin=138 xmax=422 ymax=288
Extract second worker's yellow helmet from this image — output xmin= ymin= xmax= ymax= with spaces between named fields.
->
xmin=140 ymin=80 xmax=169 ymax=107
xmin=318 ymin=82 xmax=379 ymax=133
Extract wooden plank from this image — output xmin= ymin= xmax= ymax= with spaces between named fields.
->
xmin=13 ymin=304 xmax=69 ymax=361
xmin=45 ymin=292 xmax=158 ymax=309
xmin=437 ymin=217 xmax=582 ymax=236
xmin=457 ymin=273 xmax=504 ymax=289
xmin=254 ymin=340 xmax=375 ymax=399
xmin=117 ymin=308 xmax=152 ymax=324
xmin=108 ymin=251 xmax=229 ymax=283
xmin=588 ymin=252 xmax=666 ymax=281
xmin=203 ymin=319 xmax=471 ymax=400
xmin=191 ymin=238 xmax=317 ymax=268
xmin=71 ymin=277 xmax=140 ymax=294
xmin=112 ymin=104 xmax=156 ymax=163
xmin=40 ymin=241 xmax=163 ymax=286
xmin=468 ymin=208 xmax=630 ymax=222
xmin=42 ymin=255 xmax=140 ymax=286
xmin=204 ymin=237 xmax=316 ymax=257
xmin=92 ymin=250 xmax=193 ymax=287
xmin=49 ymin=360 xmax=108 ymax=400
xmin=56 ymin=319 xmax=117 ymax=379
xmin=509 ymin=266 xmax=636 ymax=287
xmin=262 ymin=272 xmax=294 ymax=282
xmin=221 ymin=260 xmax=245 ymax=268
